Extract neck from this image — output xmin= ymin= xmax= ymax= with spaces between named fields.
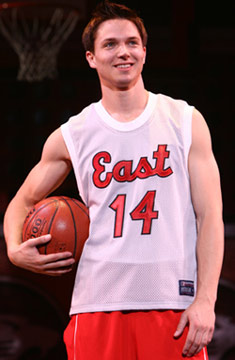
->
xmin=100 ymin=78 xmax=148 ymax=122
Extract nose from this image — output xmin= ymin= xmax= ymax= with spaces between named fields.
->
xmin=117 ymin=43 xmax=130 ymax=59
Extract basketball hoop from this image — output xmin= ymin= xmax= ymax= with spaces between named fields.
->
xmin=0 ymin=1 xmax=82 ymax=81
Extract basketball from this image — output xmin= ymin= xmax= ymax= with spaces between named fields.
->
xmin=22 ymin=196 xmax=89 ymax=262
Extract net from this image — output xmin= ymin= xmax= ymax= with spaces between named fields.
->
xmin=0 ymin=2 xmax=81 ymax=81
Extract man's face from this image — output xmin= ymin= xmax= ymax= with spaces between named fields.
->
xmin=86 ymin=19 xmax=146 ymax=91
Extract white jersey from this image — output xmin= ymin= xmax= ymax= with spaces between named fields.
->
xmin=61 ymin=92 xmax=197 ymax=315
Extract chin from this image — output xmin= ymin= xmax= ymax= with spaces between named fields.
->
xmin=114 ymin=79 xmax=138 ymax=91
xmin=116 ymin=84 xmax=132 ymax=91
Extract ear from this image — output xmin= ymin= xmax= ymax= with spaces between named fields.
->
xmin=86 ymin=51 xmax=96 ymax=69
xmin=143 ymin=47 xmax=147 ymax=65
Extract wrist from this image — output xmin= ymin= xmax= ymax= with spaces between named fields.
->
xmin=194 ymin=293 xmax=217 ymax=308
xmin=7 ymin=242 xmax=21 ymax=264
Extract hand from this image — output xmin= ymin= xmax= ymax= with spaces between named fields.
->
xmin=174 ymin=299 xmax=215 ymax=357
xmin=8 ymin=234 xmax=75 ymax=276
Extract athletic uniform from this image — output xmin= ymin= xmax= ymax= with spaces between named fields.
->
xmin=61 ymin=92 xmax=208 ymax=359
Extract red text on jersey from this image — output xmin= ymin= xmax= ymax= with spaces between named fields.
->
xmin=92 ymin=145 xmax=173 ymax=189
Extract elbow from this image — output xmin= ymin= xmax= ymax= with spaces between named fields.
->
xmin=196 ymin=209 xmax=224 ymax=235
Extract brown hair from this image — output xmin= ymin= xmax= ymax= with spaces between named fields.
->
xmin=82 ymin=1 xmax=148 ymax=53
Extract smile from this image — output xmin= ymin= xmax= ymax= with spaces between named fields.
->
xmin=115 ymin=64 xmax=133 ymax=68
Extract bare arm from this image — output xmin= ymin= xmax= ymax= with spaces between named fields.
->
xmin=4 ymin=128 xmax=75 ymax=275
xmin=174 ymin=109 xmax=224 ymax=356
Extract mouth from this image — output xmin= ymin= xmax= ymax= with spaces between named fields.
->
xmin=114 ymin=63 xmax=133 ymax=69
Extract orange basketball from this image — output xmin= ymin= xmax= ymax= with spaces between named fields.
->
xmin=22 ymin=196 xmax=89 ymax=262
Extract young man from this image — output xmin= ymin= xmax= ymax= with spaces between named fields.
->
xmin=4 ymin=2 xmax=224 ymax=359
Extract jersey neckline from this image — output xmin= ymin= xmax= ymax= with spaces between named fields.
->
xmin=94 ymin=92 xmax=157 ymax=132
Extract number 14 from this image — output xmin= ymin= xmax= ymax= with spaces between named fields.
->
xmin=109 ymin=191 xmax=158 ymax=238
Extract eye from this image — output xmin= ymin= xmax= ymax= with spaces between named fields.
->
xmin=129 ymin=40 xmax=137 ymax=46
xmin=104 ymin=41 xmax=115 ymax=49
xmin=128 ymin=38 xmax=140 ymax=46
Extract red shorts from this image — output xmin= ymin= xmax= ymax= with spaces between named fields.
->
xmin=64 ymin=310 xmax=208 ymax=360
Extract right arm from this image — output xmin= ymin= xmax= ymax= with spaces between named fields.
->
xmin=4 ymin=128 xmax=76 ymax=276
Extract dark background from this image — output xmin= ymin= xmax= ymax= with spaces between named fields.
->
xmin=0 ymin=0 xmax=234 ymax=359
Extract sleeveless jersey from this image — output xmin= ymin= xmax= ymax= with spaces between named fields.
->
xmin=61 ymin=92 xmax=197 ymax=315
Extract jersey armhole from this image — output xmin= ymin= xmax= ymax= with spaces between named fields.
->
xmin=60 ymin=123 xmax=86 ymax=204
xmin=182 ymin=104 xmax=194 ymax=173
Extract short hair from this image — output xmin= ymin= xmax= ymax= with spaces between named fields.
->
xmin=82 ymin=1 xmax=148 ymax=53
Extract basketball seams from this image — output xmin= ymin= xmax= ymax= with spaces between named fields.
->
xmin=60 ymin=196 xmax=77 ymax=259
xmin=22 ymin=196 xmax=89 ymax=262
xmin=70 ymin=197 xmax=89 ymax=218
xmin=50 ymin=195 xmax=89 ymax=218
xmin=23 ymin=199 xmax=58 ymax=242
xmin=45 ymin=200 xmax=60 ymax=255
xmin=66 ymin=198 xmax=89 ymax=217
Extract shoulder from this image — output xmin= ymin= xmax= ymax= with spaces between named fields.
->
xmin=42 ymin=127 xmax=71 ymax=161
xmin=192 ymin=108 xmax=210 ymax=130
xmin=191 ymin=108 xmax=212 ymax=154
xmin=156 ymin=93 xmax=190 ymax=108
xmin=156 ymin=93 xmax=193 ymax=120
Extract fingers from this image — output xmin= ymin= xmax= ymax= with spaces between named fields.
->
xmin=31 ymin=254 xmax=76 ymax=276
xmin=25 ymin=233 xmax=75 ymax=262
xmin=182 ymin=327 xmax=201 ymax=357
xmin=25 ymin=234 xmax=52 ymax=247
xmin=182 ymin=322 xmax=214 ymax=357
xmin=42 ymin=254 xmax=76 ymax=268
xmin=33 ymin=266 xmax=74 ymax=277
xmin=174 ymin=307 xmax=215 ymax=357
xmin=41 ymin=251 xmax=75 ymax=263
xmin=39 ymin=262 xmax=76 ymax=276
xmin=21 ymin=234 xmax=76 ymax=276
xmin=174 ymin=312 xmax=188 ymax=338
xmin=34 ymin=249 xmax=76 ymax=268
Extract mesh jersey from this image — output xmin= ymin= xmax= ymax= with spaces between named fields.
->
xmin=61 ymin=92 xmax=197 ymax=315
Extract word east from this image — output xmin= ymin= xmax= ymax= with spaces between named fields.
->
xmin=93 ymin=145 xmax=173 ymax=188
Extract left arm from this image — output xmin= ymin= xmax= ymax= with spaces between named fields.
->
xmin=174 ymin=108 xmax=224 ymax=356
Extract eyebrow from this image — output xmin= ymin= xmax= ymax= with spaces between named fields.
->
xmin=102 ymin=36 xmax=140 ymax=43
xmin=102 ymin=38 xmax=116 ymax=43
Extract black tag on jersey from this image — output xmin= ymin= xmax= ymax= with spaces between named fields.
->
xmin=179 ymin=280 xmax=194 ymax=297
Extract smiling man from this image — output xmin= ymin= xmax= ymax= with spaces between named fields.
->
xmin=86 ymin=19 xmax=146 ymax=92
xmin=4 ymin=2 xmax=224 ymax=360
